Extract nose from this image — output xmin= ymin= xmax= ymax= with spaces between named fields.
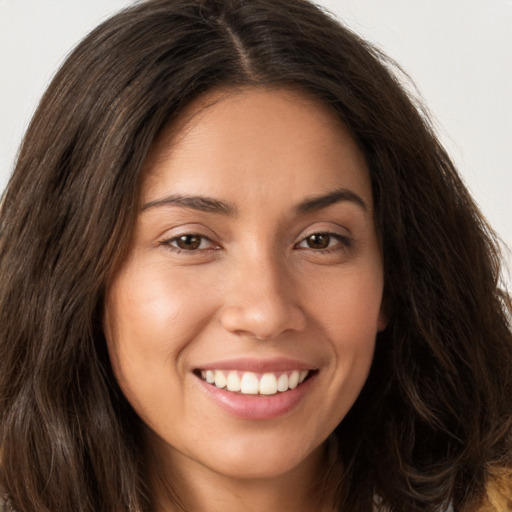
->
xmin=219 ymin=252 xmax=306 ymax=340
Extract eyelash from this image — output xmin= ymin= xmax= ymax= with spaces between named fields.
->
xmin=294 ymin=232 xmax=352 ymax=253
xmin=160 ymin=231 xmax=352 ymax=255
xmin=160 ymin=233 xmax=219 ymax=254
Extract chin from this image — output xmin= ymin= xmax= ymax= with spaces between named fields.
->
xmin=194 ymin=432 xmax=326 ymax=481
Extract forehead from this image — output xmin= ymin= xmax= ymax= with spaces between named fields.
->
xmin=141 ymin=86 xmax=372 ymax=211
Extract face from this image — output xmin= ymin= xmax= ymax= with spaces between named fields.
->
xmin=104 ymin=87 xmax=386 ymax=485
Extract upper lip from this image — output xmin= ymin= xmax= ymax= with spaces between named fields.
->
xmin=194 ymin=357 xmax=318 ymax=373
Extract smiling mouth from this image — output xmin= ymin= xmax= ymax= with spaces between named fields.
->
xmin=194 ymin=369 xmax=315 ymax=395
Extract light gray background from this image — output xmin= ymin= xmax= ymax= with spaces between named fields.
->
xmin=1 ymin=0 xmax=511 ymax=282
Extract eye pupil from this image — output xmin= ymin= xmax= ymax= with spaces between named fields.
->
xmin=176 ymin=235 xmax=201 ymax=250
xmin=307 ymin=233 xmax=330 ymax=249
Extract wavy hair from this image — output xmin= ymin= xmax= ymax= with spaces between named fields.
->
xmin=0 ymin=1 xmax=511 ymax=511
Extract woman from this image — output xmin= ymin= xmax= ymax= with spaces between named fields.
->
xmin=0 ymin=0 xmax=511 ymax=511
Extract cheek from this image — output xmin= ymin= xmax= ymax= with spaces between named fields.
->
xmin=105 ymin=263 xmax=219 ymax=355
xmin=302 ymin=266 xmax=383 ymax=396
xmin=102 ymin=264 xmax=220 ymax=410
xmin=304 ymin=266 xmax=384 ymax=339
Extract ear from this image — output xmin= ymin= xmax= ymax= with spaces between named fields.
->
xmin=377 ymin=309 xmax=388 ymax=332
xmin=377 ymin=295 xmax=390 ymax=332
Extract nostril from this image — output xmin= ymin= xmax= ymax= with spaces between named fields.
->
xmin=219 ymin=302 xmax=306 ymax=341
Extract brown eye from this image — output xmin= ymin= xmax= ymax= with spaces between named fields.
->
xmin=174 ymin=234 xmax=203 ymax=250
xmin=296 ymin=232 xmax=351 ymax=253
xmin=305 ymin=233 xmax=331 ymax=249
xmin=162 ymin=233 xmax=219 ymax=255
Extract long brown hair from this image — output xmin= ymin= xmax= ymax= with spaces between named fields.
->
xmin=1 ymin=1 xmax=511 ymax=511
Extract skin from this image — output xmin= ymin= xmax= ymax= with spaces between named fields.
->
xmin=104 ymin=86 xmax=386 ymax=512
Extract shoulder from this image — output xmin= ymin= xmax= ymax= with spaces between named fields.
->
xmin=0 ymin=497 xmax=14 ymax=512
xmin=374 ymin=498 xmax=454 ymax=512
xmin=478 ymin=466 xmax=512 ymax=512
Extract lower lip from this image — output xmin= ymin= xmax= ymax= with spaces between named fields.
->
xmin=197 ymin=374 xmax=316 ymax=420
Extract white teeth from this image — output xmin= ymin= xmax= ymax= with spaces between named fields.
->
xmin=226 ymin=371 xmax=241 ymax=392
xmin=214 ymin=370 xmax=227 ymax=389
xmin=200 ymin=369 xmax=311 ymax=395
xmin=259 ymin=373 xmax=278 ymax=395
xmin=240 ymin=372 xmax=259 ymax=394
xmin=277 ymin=373 xmax=289 ymax=392
xmin=288 ymin=370 xmax=299 ymax=389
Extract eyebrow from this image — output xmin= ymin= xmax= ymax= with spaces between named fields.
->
xmin=141 ymin=194 xmax=236 ymax=215
xmin=141 ymin=187 xmax=367 ymax=216
xmin=295 ymin=188 xmax=367 ymax=213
